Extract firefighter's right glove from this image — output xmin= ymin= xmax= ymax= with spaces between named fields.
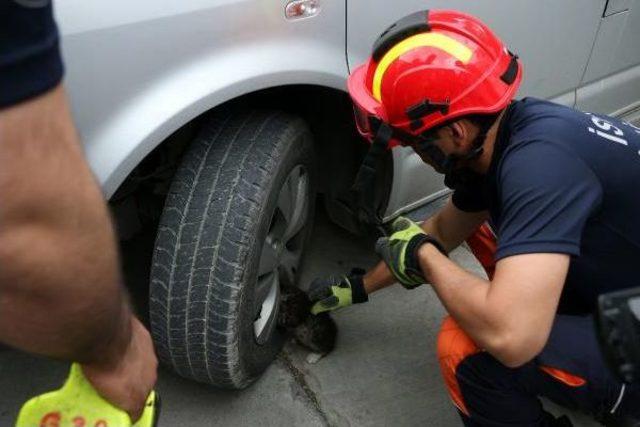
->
xmin=309 ymin=272 xmax=368 ymax=315
xmin=375 ymin=216 xmax=446 ymax=289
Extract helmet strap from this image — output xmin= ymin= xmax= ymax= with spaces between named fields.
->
xmin=351 ymin=123 xmax=393 ymax=232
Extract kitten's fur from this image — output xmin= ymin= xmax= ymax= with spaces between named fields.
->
xmin=277 ymin=285 xmax=337 ymax=359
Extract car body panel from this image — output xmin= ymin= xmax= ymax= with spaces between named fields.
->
xmin=577 ymin=3 xmax=640 ymax=118
xmin=55 ymin=0 xmax=348 ymax=197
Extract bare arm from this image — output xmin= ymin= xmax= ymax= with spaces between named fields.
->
xmin=418 ymin=244 xmax=568 ymax=367
xmin=363 ymin=197 xmax=488 ymax=293
xmin=0 ymin=86 xmax=156 ymax=419
xmin=0 ymin=85 xmax=131 ymax=363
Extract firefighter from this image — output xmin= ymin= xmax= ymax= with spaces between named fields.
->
xmin=309 ymin=10 xmax=640 ymax=426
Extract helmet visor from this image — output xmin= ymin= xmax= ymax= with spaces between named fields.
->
xmin=347 ymin=63 xmax=408 ymax=148
xmin=352 ymin=103 xmax=378 ymax=139
xmin=348 ymin=64 xmax=389 ymax=140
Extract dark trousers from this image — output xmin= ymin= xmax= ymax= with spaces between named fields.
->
xmin=438 ymin=315 xmax=638 ymax=426
xmin=438 ymin=225 xmax=640 ymax=426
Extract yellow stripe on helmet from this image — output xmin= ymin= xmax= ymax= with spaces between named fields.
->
xmin=372 ymin=32 xmax=473 ymax=102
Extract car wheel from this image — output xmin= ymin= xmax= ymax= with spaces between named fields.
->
xmin=149 ymin=110 xmax=315 ymax=388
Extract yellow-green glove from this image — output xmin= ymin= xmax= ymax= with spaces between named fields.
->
xmin=309 ymin=273 xmax=368 ymax=315
xmin=375 ymin=216 xmax=446 ymax=289
xmin=16 ymin=363 xmax=159 ymax=427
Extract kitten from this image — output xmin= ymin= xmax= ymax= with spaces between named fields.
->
xmin=277 ymin=285 xmax=337 ymax=363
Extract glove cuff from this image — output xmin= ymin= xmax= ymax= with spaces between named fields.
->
xmin=346 ymin=274 xmax=368 ymax=304
xmin=405 ymin=234 xmax=447 ymax=279
xmin=415 ymin=234 xmax=447 ymax=256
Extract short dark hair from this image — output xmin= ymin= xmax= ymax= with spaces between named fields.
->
xmin=420 ymin=111 xmax=502 ymax=140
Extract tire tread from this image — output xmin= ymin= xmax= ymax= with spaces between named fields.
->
xmin=150 ymin=110 xmax=312 ymax=387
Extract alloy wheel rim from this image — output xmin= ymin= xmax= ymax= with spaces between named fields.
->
xmin=253 ymin=165 xmax=309 ymax=344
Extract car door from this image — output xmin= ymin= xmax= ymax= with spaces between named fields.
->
xmin=347 ymin=0 xmax=605 ymax=219
xmin=576 ymin=0 xmax=640 ymax=122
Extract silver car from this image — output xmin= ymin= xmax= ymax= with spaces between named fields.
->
xmin=55 ymin=0 xmax=640 ymax=388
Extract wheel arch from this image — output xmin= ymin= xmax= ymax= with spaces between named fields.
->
xmin=91 ymin=70 xmax=345 ymax=200
xmin=110 ymin=84 xmax=393 ymax=239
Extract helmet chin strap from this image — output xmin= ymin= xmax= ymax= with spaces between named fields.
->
xmin=412 ymin=126 xmax=486 ymax=176
xmin=442 ymin=136 xmax=485 ymax=176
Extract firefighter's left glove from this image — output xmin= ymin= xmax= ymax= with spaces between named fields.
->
xmin=309 ymin=272 xmax=368 ymax=315
xmin=375 ymin=216 xmax=446 ymax=289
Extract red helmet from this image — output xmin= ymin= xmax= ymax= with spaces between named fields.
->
xmin=348 ymin=9 xmax=522 ymax=147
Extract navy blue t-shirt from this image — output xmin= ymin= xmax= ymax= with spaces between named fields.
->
xmin=454 ymin=98 xmax=640 ymax=314
xmin=0 ymin=0 xmax=64 ymax=107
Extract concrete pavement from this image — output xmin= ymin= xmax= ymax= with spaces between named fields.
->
xmin=0 ymin=209 xmax=599 ymax=426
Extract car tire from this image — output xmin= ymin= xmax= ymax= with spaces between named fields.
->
xmin=149 ymin=110 xmax=315 ymax=388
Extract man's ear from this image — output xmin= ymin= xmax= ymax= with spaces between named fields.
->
xmin=448 ymin=121 xmax=468 ymax=147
